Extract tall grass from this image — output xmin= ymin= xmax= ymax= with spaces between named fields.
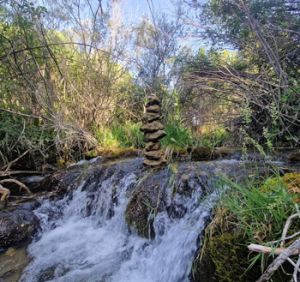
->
xmin=221 ymin=176 xmax=298 ymax=243
xmin=94 ymin=121 xmax=144 ymax=149
xmin=160 ymin=120 xmax=193 ymax=150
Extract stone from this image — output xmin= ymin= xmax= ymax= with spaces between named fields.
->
xmin=146 ymin=104 xmax=161 ymax=114
xmin=143 ymin=159 xmax=165 ymax=167
xmin=144 ymin=150 xmax=163 ymax=160
xmin=140 ymin=121 xmax=164 ymax=133
xmin=144 ymin=130 xmax=166 ymax=142
xmin=142 ymin=112 xmax=161 ymax=123
xmin=146 ymin=95 xmax=161 ymax=107
xmin=0 ymin=203 xmax=39 ymax=248
xmin=142 ymin=95 xmax=166 ymax=167
xmin=0 ymin=247 xmax=29 ymax=282
xmin=145 ymin=142 xmax=161 ymax=151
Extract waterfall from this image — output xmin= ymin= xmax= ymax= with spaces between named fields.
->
xmin=21 ymin=158 xmax=222 ymax=282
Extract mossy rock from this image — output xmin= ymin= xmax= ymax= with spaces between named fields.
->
xmin=191 ymin=208 xmax=260 ymax=282
xmin=191 ymin=208 xmax=293 ymax=282
xmin=192 ymin=231 xmax=261 ymax=282
xmin=125 ymin=169 xmax=168 ymax=238
xmin=261 ymin=172 xmax=300 ymax=202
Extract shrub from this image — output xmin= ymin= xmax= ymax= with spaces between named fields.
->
xmin=195 ymin=126 xmax=230 ymax=148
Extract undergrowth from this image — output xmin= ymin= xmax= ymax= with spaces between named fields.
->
xmin=94 ymin=121 xmax=144 ymax=149
xmin=222 ymin=176 xmax=298 ymax=243
xmin=198 ymin=173 xmax=300 ymax=281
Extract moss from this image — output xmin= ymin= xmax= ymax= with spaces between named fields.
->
xmin=282 ymin=173 xmax=300 ymax=202
xmin=125 ymin=190 xmax=155 ymax=238
xmin=192 ymin=207 xmax=293 ymax=282
xmin=261 ymin=172 xmax=300 ymax=202
xmin=192 ymin=207 xmax=260 ymax=282
xmin=125 ymin=178 xmax=163 ymax=238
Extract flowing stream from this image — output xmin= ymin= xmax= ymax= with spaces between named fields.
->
xmin=20 ymin=158 xmax=269 ymax=282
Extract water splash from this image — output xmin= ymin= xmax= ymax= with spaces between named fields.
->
xmin=21 ymin=159 xmax=220 ymax=282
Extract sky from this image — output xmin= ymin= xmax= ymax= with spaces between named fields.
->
xmin=107 ymin=0 xmax=177 ymax=24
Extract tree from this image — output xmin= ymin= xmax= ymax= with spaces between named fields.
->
xmin=177 ymin=0 xmax=300 ymax=146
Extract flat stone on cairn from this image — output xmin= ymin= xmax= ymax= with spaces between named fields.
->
xmin=141 ymin=95 xmax=166 ymax=167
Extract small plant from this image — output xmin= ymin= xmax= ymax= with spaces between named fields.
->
xmin=160 ymin=119 xmax=193 ymax=151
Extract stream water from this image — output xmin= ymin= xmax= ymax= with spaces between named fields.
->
xmin=19 ymin=158 xmax=280 ymax=282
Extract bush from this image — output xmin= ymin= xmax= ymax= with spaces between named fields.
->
xmin=195 ymin=126 xmax=230 ymax=148
xmin=0 ymin=112 xmax=54 ymax=165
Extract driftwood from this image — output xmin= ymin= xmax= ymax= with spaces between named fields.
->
xmin=0 ymin=184 xmax=10 ymax=201
xmin=0 ymin=170 xmax=42 ymax=177
xmin=0 ymin=178 xmax=32 ymax=202
xmin=248 ymin=244 xmax=300 ymax=256
xmin=248 ymin=212 xmax=300 ymax=282
xmin=0 ymin=179 xmax=32 ymax=195
xmin=255 ymin=239 xmax=300 ymax=282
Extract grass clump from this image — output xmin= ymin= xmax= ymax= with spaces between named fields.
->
xmin=160 ymin=119 xmax=193 ymax=151
xmin=222 ymin=176 xmax=298 ymax=243
xmin=94 ymin=121 xmax=144 ymax=149
xmin=193 ymin=174 xmax=299 ymax=282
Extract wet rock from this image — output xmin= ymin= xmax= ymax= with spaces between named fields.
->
xmin=125 ymin=163 xmax=212 ymax=238
xmin=39 ymin=169 xmax=81 ymax=195
xmin=37 ymin=266 xmax=56 ymax=282
xmin=0 ymin=203 xmax=39 ymax=248
xmin=125 ymin=169 xmax=168 ymax=238
xmin=0 ymin=247 xmax=29 ymax=282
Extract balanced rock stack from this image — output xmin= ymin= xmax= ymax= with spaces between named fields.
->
xmin=141 ymin=95 xmax=166 ymax=167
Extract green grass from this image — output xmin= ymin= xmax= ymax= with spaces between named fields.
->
xmin=221 ymin=176 xmax=298 ymax=243
xmin=160 ymin=120 xmax=193 ymax=150
xmin=195 ymin=126 xmax=230 ymax=148
xmin=94 ymin=121 xmax=144 ymax=149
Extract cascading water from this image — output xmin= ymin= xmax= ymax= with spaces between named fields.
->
xmin=20 ymin=158 xmax=248 ymax=282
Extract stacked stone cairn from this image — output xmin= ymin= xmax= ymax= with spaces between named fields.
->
xmin=141 ymin=95 xmax=166 ymax=167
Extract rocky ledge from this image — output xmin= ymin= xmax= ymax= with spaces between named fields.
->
xmin=0 ymin=201 xmax=39 ymax=249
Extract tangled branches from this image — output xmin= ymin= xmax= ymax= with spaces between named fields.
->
xmin=248 ymin=212 xmax=300 ymax=281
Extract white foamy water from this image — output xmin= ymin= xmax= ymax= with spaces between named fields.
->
xmin=21 ymin=163 xmax=219 ymax=282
